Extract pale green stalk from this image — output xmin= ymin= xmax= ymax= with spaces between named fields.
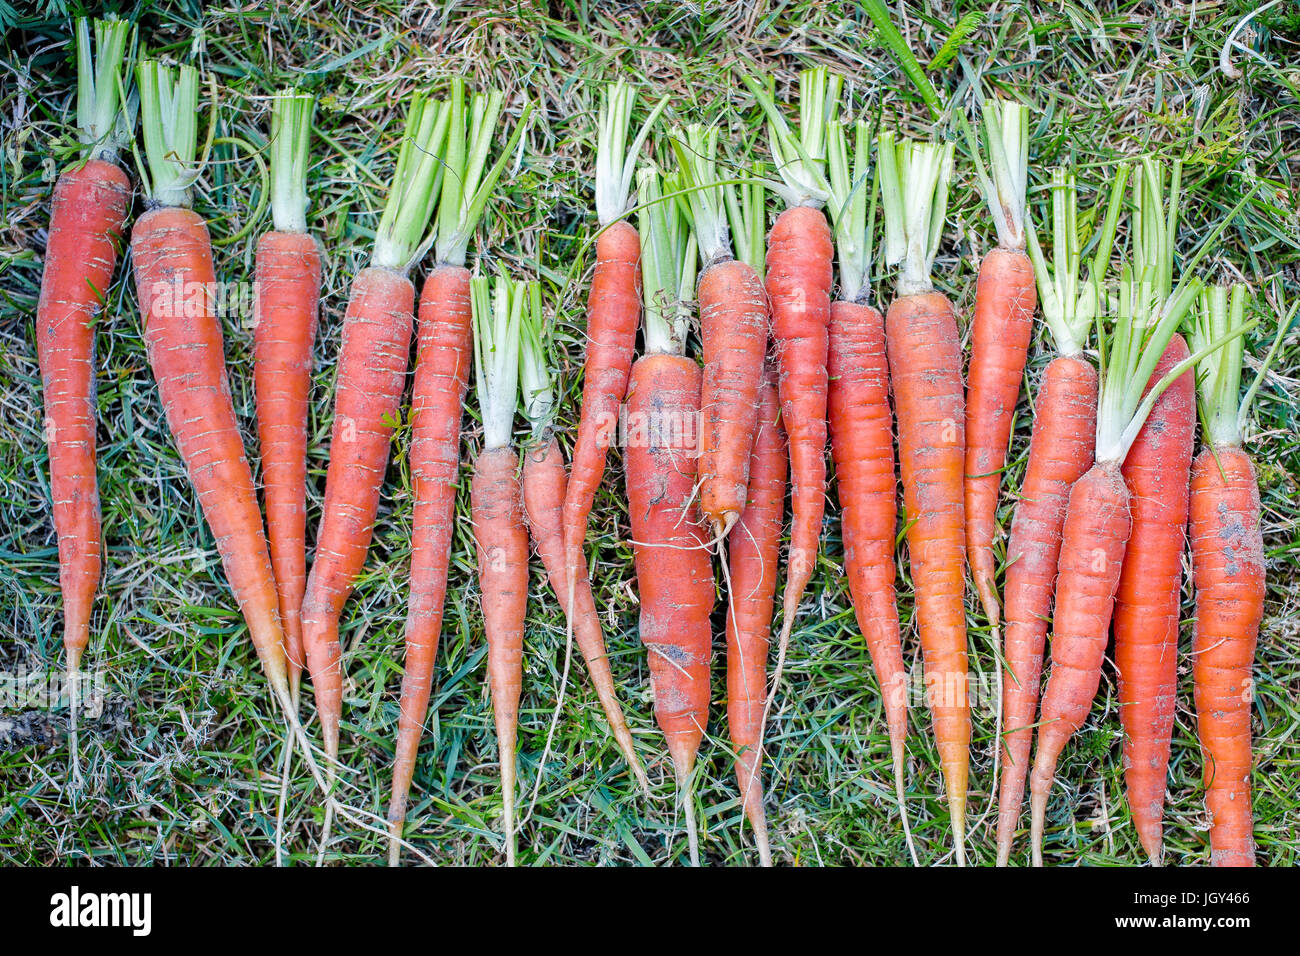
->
xmin=269 ymin=89 xmax=315 ymax=234
xmin=595 ymin=80 xmax=669 ymax=226
xmin=76 ymin=16 xmax=134 ymax=163
xmin=878 ymin=132 xmax=954 ymax=296
xmin=518 ymin=281 xmax=554 ymax=442
xmin=637 ymin=165 xmax=696 ymax=355
xmin=137 ymin=60 xmax=200 ymax=208
xmin=373 ymin=95 xmax=449 ymax=272
xmin=968 ymin=98 xmax=1030 ymax=250
xmin=724 ymin=162 xmax=767 ymax=278
xmin=472 ymin=274 xmax=524 ymax=450
xmin=670 ymin=124 xmax=731 ymax=267
xmin=742 ymin=67 xmax=840 ymax=208
xmin=826 ymin=119 xmax=876 ymax=303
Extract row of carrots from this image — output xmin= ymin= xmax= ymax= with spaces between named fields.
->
xmin=36 ymin=19 xmax=1278 ymax=866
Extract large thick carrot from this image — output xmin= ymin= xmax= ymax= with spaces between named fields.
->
xmin=996 ymin=168 xmax=1124 ymax=865
xmin=628 ymin=167 xmax=711 ymax=864
xmin=36 ymin=18 xmax=132 ymax=757
xmin=563 ymin=82 xmax=664 ymax=601
xmin=725 ymin=361 xmax=785 ymax=867
xmin=469 ymin=275 xmax=529 ymax=866
xmin=964 ymin=100 xmax=1034 ymax=626
xmin=744 ymin=68 xmax=841 ymax=677
xmin=1188 ymin=283 xmax=1274 ymax=867
xmin=385 ymin=83 xmax=533 ymax=865
xmin=253 ymin=90 xmax=320 ymax=702
xmin=517 ymin=290 xmax=648 ymax=795
xmin=301 ymin=96 xmax=448 ymax=855
xmin=878 ymin=133 xmax=969 ymax=864
xmin=1112 ymin=335 xmax=1194 ymax=864
xmin=824 ymin=119 xmax=911 ymax=857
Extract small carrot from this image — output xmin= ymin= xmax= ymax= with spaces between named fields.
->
xmin=36 ymin=17 xmax=133 ymax=774
xmin=963 ymin=99 xmax=1035 ymax=628
xmin=253 ymin=89 xmax=320 ymax=704
xmin=877 ymin=132 xmax=969 ymax=864
xmin=627 ymin=166 xmax=712 ymax=865
xmin=824 ymin=118 xmax=912 ymax=857
xmin=386 ymin=82 xmax=532 ymax=865
xmin=469 ymin=274 xmax=529 ymax=866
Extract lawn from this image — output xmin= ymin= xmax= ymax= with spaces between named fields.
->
xmin=0 ymin=0 xmax=1296 ymax=866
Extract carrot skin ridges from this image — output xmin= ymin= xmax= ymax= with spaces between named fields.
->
xmin=995 ymin=353 xmax=1097 ymax=865
xmin=301 ymin=265 xmax=414 ymax=761
xmin=563 ymin=221 xmax=641 ymax=590
xmin=767 ymin=206 xmax=833 ymax=609
xmin=471 ymin=445 xmax=529 ymax=866
xmin=827 ymin=301 xmax=908 ymax=765
xmin=387 ymin=264 xmax=472 ymax=861
xmin=1190 ymin=445 xmax=1264 ymax=867
xmin=522 ymin=435 xmax=648 ymax=793
xmin=37 ymin=159 xmax=131 ymax=663
xmin=725 ymin=362 xmax=785 ymax=865
xmin=625 ymin=353 xmax=712 ymax=779
xmin=699 ymin=258 xmax=769 ymax=533
xmin=253 ymin=230 xmax=322 ymax=697
xmin=1029 ymin=460 xmax=1132 ymax=865
xmin=884 ymin=289 xmax=970 ymax=858
xmin=131 ymin=206 xmax=288 ymax=687
xmin=1114 ymin=336 xmax=1195 ymax=864
xmin=965 ymin=246 xmax=1036 ymax=626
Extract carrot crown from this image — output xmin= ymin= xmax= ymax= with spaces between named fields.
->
xmin=471 ymin=273 xmax=524 ymax=450
xmin=671 ymin=124 xmax=736 ymax=269
xmin=637 ymin=164 xmax=696 ymax=356
xmin=878 ymin=132 xmax=954 ymax=296
xmin=724 ymin=162 xmax=767 ymax=278
xmin=969 ymin=98 xmax=1029 ymax=251
xmin=373 ymin=95 xmax=449 ymax=272
xmin=75 ymin=16 xmax=135 ymax=164
xmin=269 ymin=89 xmax=315 ymax=235
xmin=743 ymin=67 xmax=841 ymax=209
xmin=1025 ymin=166 xmax=1127 ymax=357
xmin=518 ymin=281 xmax=554 ymax=443
xmin=434 ymin=80 xmax=534 ymax=268
xmin=137 ymin=60 xmax=200 ymax=208
xmin=595 ymin=80 xmax=668 ymax=227
xmin=826 ymin=119 xmax=877 ymax=304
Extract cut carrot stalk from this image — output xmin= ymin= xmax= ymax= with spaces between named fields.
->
xmin=878 ymin=131 xmax=969 ymax=865
xmin=37 ymin=16 xmax=133 ymax=783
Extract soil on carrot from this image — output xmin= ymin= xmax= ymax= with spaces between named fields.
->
xmin=1 ymin=1 xmax=1297 ymax=865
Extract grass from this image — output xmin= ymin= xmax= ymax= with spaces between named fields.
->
xmin=1 ymin=0 xmax=1297 ymax=866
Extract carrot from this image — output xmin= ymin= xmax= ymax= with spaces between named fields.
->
xmin=996 ymin=167 xmax=1126 ymax=864
xmin=516 ymin=286 xmax=649 ymax=795
xmin=824 ymin=119 xmax=912 ymax=858
xmin=628 ymin=167 xmax=712 ymax=864
xmin=469 ymin=274 xmax=530 ymax=866
xmin=1112 ymin=333 xmax=1194 ymax=864
xmin=386 ymin=82 xmax=533 ymax=865
xmin=301 ymin=95 xmax=448 ymax=857
xmin=963 ymin=99 xmax=1034 ymax=627
xmin=1029 ymin=159 xmax=1248 ymax=865
xmin=562 ymin=82 xmax=664 ymax=606
xmin=1188 ymin=283 xmax=1279 ymax=867
xmin=671 ymin=125 xmax=769 ymax=538
xmin=253 ymin=90 xmax=320 ymax=704
xmin=35 ymin=17 xmax=133 ymax=775
xmin=744 ymin=68 xmax=841 ymax=684
xmin=724 ymin=360 xmax=785 ymax=866
xmin=877 ymin=132 xmax=969 ymax=864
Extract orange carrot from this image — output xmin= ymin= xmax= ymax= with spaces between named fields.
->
xmin=36 ymin=18 xmax=132 ymax=757
xmin=878 ymin=133 xmax=969 ymax=864
xmin=1112 ymin=335 xmax=1194 ymax=864
xmin=964 ymin=99 xmax=1034 ymax=628
xmin=253 ymin=90 xmax=320 ymax=702
xmin=725 ymin=360 xmax=784 ymax=866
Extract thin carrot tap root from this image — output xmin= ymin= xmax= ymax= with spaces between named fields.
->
xmin=1113 ymin=335 xmax=1195 ymax=864
xmin=725 ymin=361 xmax=785 ymax=866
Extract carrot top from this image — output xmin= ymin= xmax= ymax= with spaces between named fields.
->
xmin=637 ymin=165 xmax=696 ymax=356
xmin=434 ymin=80 xmax=534 ymax=268
xmin=743 ymin=66 xmax=840 ymax=209
xmin=372 ymin=95 xmax=449 ymax=272
xmin=878 ymin=132 xmax=954 ymax=296
xmin=826 ymin=118 xmax=878 ymax=304
xmin=595 ymin=80 xmax=668 ymax=228
xmin=671 ymin=125 xmax=765 ymax=274
xmin=968 ymin=98 xmax=1030 ymax=251
xmin=724 ymin=162 xmax=767 ymax=278
xmin=1025 ymin=166 xmax=1127 ymax=357
xmin=472 ymin=274 xmax=525 ymax=451
xmin=75 ymin=16 xmax=135 ymax=164
xmin=137 ymin=60 xmax=200 ymax=208
xmin=269 ymin=89 xmax=315 ymax=235
xmin=517 ymin=281 xmax=553 ymax=443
